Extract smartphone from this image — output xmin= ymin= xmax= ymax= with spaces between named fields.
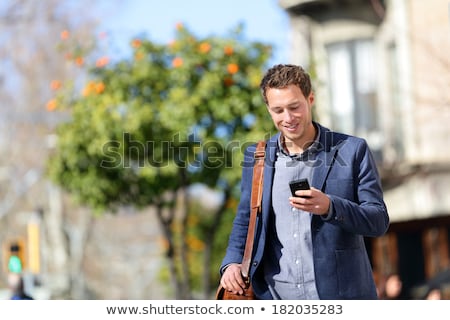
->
xmin=289 ymin=178 xmax=311 ymax=197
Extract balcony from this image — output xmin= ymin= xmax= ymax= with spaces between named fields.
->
xmin=278 ymin=0 xmax=385 ymax=24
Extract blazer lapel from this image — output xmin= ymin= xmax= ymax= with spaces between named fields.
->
xmin=312 ymin=125 xmax=339 ymax=191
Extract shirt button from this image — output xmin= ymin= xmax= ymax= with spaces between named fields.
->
xmin=295 ymin=259 xmax=299 ymax=264
xmin=293 ymin=233 xmax=298 ymax=238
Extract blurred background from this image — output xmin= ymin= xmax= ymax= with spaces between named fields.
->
xmin=0 ymin=0 xmax=449 ymax=300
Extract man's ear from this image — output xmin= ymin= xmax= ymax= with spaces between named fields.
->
xmin=308 ymin=92 xmax=315 ymax=105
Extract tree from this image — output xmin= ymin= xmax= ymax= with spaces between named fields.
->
xmin=47 ymin=22 xmax=273 ymax=298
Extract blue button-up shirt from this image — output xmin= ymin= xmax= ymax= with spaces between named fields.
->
xmin=263 ymin=131 xmax=321 ymax=299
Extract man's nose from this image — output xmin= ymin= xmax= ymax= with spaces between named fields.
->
xmin=283 ymin=110 xmax=294 ymax=122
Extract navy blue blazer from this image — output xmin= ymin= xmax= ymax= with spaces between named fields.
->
xmin=220 ymin=123 xmax=389 ymax=299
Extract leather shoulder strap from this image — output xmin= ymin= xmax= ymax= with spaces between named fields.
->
xmin=241 ymin=140 xmax=266 ymax=281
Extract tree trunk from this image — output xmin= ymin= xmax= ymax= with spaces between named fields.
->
xmin=44 ymin=183 xmax=70 ymax=298
xmin=179 ymin=169 xmax=192 ymax=299
xmin=155 ymin=197 xmax=184 ymax=299
xmin=202 ymin=187 xmax=231 ymax=299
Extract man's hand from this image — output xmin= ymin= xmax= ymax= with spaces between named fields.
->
xmin=289 ymin=187 xmax=331 ymax=215
xmin=220 ymin=263 xmax=246 ymax=295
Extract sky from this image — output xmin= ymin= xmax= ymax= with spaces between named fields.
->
xmin=99 ymin=0 xmax=290 ymax=64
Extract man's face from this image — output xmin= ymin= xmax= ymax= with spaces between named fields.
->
xmin=266 ymin=84 xmax=314 ymax=149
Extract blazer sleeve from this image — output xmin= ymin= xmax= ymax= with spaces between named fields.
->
xmin=325 ymin=138 xmax=389 ymax=237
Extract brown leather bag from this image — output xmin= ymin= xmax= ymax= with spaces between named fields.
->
xmin=215 ymin=140 xmax=266 ymax=300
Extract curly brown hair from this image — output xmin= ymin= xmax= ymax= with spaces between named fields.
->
xmin=259 ymin=64 xmax=312 ymax=105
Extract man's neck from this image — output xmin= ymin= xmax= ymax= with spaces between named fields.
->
xmin=282 ymin=124 xmax=317 ymax=155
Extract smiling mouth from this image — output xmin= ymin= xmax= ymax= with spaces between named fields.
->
xmin=284 ymin=124 xmax=298 ymax=131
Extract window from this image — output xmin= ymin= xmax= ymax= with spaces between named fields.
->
xmin=326 ymin=39 xmax=382 ymax=157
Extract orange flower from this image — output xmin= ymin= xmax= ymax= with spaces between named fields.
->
xmin=224 ymin=45 xmax=233 ymax=56
xmin=227 ymin=63 xmax=239 ymax=74
xmin=176 ymin=22 xmax=184 ymax=30
xmin=46 ymin=99 xmax=57 ymax=111
xmin=131 ymin=39 xmax=141 ymax=48
xmin=172 ymin=57 xmax=183 ymax=68
xmin=95 ymin=56 xmax=109 ymax=68
xmin=187 ymin=235 xmax=205 ymax=251
xmin=82 ymin=81 xmax=96 ymax=96
xmin=75 ymin=56 xmax=84 ymax=66
xmin=60 ymin=30 xmax=69 ymax=40
xmin=199 ymin=42 xmax=211 ymax=53
xmin=95 ymin=82 xmax=105 ymax=94
xmin=50 ymin=80 xmax=61 ymax=90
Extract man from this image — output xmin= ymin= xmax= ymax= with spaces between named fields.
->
xmin=219 ymin=64 xmax=389 ymax=299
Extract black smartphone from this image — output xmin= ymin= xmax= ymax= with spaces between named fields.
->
xmin=289 ymin=178 xmax=311 ymax=197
